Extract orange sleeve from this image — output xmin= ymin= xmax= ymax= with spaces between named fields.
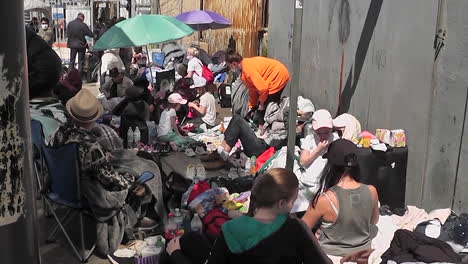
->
xmin=246 ymin=70 xmax=269 ymax=107
xmin=248 ymin=84 xmax=259 ymax=108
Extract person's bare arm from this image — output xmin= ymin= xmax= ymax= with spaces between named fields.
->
xmin=302 ymin=196 xmax=329 ymax=229
xmin=170 ymin=116 xmax=183 ymax=137
xmin=188 ymin=102 xmax=206 ymax=115
xmin=300 ymin=140 xmax=329 ymax=167
xmin=368 ymin=185 xmax=380 ymax=225
xmin=185 ymin=71 xmax=194 ymax=78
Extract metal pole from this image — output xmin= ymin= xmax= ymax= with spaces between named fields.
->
xmin=285 ymin=0 xmax=303 ymax=171
xmin=0 ymin=1 xmax=41 ymax=264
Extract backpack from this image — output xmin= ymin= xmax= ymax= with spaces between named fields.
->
xmin=218 ymin=83 xmax=232 ymax=108
xmin=196 ymin=62 xmax=214 ymax=84
xmin=202 ymin=208 xmax=230 ymax=238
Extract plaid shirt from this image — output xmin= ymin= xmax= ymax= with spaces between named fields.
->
xmin=50 ymin=121 xmax=134 ymax=190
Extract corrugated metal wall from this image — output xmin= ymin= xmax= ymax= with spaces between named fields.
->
xmin=269 ymin=0 xmax=468 ymax=213
xmin=159 ymin=0 xmax=263 ymax=57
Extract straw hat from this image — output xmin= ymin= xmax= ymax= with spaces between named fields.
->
xmin=66 ymin=88 xmax=103 ymax=123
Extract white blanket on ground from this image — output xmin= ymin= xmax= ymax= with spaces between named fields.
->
xmin=326 ymin=205 xmax=453 ymax=264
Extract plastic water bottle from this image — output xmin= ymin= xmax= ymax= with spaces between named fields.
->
xmin=191 ymin=213 xmax=203 ymax=233
xmin=250 ymin=156 xmax=257 ymax=176
xmin=155 ymin=236 xmax=165 ymax=250
xmin=134 ymin=127 xmax=141 ymax=148
xmin=244 ymin=158 xmax=251 ymax=177
xmin=174 ymin=208 xmax=184 ymax=231
xmin=164 ymin=213 xmax=177 ymax=239
xmin=127 ymin=127 xmax=134 ymax=149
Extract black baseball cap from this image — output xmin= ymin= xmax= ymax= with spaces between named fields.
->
xmin=323 ymin=139 xmax=359 ymax=167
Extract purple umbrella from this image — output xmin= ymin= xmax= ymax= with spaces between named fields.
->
xmin=175 ymin=10 xmax=231 ymax=31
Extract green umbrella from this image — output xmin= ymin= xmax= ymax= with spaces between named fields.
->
xmin=94 ymin=15 xmax=194 ymax=50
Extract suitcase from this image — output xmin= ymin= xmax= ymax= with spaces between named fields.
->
xmin=218 ymin=83 xmax=232 ymax=108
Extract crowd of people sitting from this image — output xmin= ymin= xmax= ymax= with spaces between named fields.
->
xmin=28 ymin=21 xmax=387 ymax=264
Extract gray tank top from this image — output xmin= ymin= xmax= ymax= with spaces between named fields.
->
xmin=318 ymin=184 xmax=374 ymax=257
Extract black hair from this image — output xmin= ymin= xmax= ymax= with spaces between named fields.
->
xmin=226 ymin=49 xmax=242 ymax=63
xmin=133 ymin=76 xmax=149 ymax=89
xmin=77 ymin=13 xmax=84 ymax=18
xmin=311 ymin=154 xmax=361 ymax=208
xmin=40 ymin=17 xmax=49 ymax=24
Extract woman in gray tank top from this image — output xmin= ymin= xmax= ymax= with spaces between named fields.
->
xmin=302 ymin=139 xmax=380 ymax=257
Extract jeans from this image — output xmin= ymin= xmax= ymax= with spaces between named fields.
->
xmin=224 ymin=115 xmax=269 ymax=157
xmin=253 ymin=88 xmax=285 ymax=125
xmin=69 ymin=48 xmax=86 ymax=78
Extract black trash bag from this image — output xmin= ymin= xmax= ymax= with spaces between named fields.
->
xmin=209 ymin=176 xmax=255 ymax=194
xmin=449 ymin=213 xmax=468 ymax=246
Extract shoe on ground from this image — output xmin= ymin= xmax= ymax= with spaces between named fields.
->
xmin=135 ymin=217 xmax=159 ymax=231
xmin=169 ymin=142 xmax=179 ymax=152
xmin=107 ymin=248 xmax=136 ymax=264
xmin=185 ymin=148 xmax=196 ymax=157
xmin=185 ymin=164 xmax=196 ymax=180
xmin=200 ymin=151 xmax=222 ymax=162
xmin=195 ymin=146 xmax=208 ymax=155
xmin=202 ymin=159 xmax=226 ymax=171
xmin=196 ymin=164 xmax=207 ymax=180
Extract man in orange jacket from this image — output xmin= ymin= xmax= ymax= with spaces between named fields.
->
xmin=227 ymin=51 xmax=290 ymax=126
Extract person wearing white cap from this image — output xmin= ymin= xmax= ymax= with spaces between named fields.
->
xmin=188 ymin=77 xmax=217 ymax=129
xmin=292 ymin=109 xmax=339 ymax=213
xmin=158 ymin=92 xmax=195 ymax=149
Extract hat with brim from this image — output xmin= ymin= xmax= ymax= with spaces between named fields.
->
xmin=323 ymin=139 xmax=359 ymax=167
xmin=168 ymin=93 xmax=188 ymax=104
xmin=312 ymin=109 xmax=333 ymax=130
xmin=66 ymin=88 xmax=104 ymax=123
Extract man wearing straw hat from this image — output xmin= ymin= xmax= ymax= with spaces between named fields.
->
xmin=50 ymin=89 xmax=160 ymax=253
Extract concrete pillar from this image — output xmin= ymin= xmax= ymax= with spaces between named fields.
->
xmin=0 ymin=1 xmax=41 ymax=264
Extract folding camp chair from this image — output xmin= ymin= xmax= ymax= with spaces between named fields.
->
xmin=41 ymin=142 xmax=96 ymax=262
xmin=31 ymin=120 xmax=45 ymax=197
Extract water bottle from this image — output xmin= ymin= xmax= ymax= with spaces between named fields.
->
xmin=174 ymin=208 xmax=184 ymax=231
xmin=154 ymin=236 xmax=165 ymax=250
xmin=134 ymin=127 xmax=141 ymax=148
xmin=250 ymin=156 xmax=257 ymax=176
xmin=191 ymin=213 xmax=203 ymax=233
xmin=164 ymin=213 xmax=177 ymax=239
xmin=127 ymin=127 xmax=134 ymax=149
xmin=244 ymin=158 xmax=251 ymax=177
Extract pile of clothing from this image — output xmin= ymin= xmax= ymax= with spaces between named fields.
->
xmin=361 ymin=205 xmax=468 ymax=264
xmin=180 ymin=179 xmax=253 ymax=239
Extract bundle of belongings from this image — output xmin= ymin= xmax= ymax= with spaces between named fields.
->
xmin=231 ymin=77 xmax=249 ymax=118
xmin=162 ymin=42 xmax=185 ymax=69
xmin=340 ymin=205 xmax=468 ymax=264
xmin=181 ymin=179 xmax=253 ymax=239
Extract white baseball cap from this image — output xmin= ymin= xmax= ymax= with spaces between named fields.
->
xmin=312 ymin=109 xmax=333 ymax=130
xmin=168 ymin=93 xmax=187 ymax=104
xmin=190 ymin=76 xmax=207 ymax=89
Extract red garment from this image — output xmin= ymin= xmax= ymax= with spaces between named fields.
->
xmin=256 ymin=147 xmax=275 ymax=171
xmin=188 ymin=181 xmax=210 ymax=205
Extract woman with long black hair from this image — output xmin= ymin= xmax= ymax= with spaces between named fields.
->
xmin=302 ymin=139 xmax=380 ymax=257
